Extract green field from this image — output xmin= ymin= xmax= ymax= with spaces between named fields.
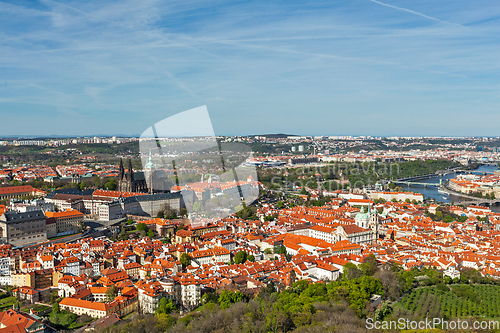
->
xmin=21 ymin=303 xmax=51 ymax=314
xmin=0 ymin=294 xmax=17 ymax=312
xmin=48 ymin=309 xmax=95 ymax=330
xmin=394 ymin=284 xmax=500 ymax=319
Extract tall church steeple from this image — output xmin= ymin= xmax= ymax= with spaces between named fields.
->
xmin=119 ymin=159 xmax=125 ymax=180
xmin=369 ymin=205 xmax=379 ymax=241
xmin=127 ymin=159 xmax=134 ymax=182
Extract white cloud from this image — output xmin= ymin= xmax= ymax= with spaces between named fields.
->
xmin=0 ymin=0 xmax=499 ymax=136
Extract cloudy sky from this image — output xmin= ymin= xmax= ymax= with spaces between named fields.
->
xmin=1 ymin=0 xmax=499 ymax=137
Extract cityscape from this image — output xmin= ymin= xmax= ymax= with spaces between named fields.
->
xmin=1 ymin=136 xmax=500 ymax=332
xmin=2 ymin=0 xmax=500 ymax=332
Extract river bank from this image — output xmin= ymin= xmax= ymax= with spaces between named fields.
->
xmin=402 ymin=164 xmax=500 ymax=211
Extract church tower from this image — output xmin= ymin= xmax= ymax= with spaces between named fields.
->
xmin=144 ymin=151 xmax=156 ymax=194
xmin=118 ymin=158 xmax=134 ymax=192
xmin=119 ymin=159 xmax=125 ymax=181
xmin=368 ymin=206 xmax=379 ymax=241
xmin=127 ymin=159 xmax=134 ymax=184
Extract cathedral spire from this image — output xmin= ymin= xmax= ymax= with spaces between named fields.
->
xmin=127 ymin=159 xmax=134 ymax=182
xmin=119 ymin=159 xmax=125 ymax=180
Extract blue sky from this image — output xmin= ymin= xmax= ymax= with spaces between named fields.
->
xmin=0 ymin=0 xmax=499 ymax=137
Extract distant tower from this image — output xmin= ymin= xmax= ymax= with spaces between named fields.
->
xmin=144 ymin=151 xmax=156 ymax=194
xmin=118 ymin=158 xmax=134 ymax=192
xmin=119 ymin=159 xmax=125 ymax=181
xmin=368 ymin=206 xmax=379 ymax=241
xmin=127 ymin=159 xmax=134 ymax=184
xmin=483 ymin=215 xmax=492 ymax=231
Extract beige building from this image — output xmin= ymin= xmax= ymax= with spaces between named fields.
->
xmin=11 ymin=272 xmax=35 ymax=287
xmin=190 ymin=247 xmax=230 ymax=266
xmin=367 ymin=191 xmax=424 ymax=203
xmin=59 ymin=298 xmax=118 ymax=318
xmin=0 ymin=185 xmax=44 ymax=200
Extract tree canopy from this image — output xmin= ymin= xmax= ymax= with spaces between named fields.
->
xmin=180 ymin=253 xmax=191 ymax=267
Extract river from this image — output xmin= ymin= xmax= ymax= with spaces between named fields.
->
xmin=402 ymin=164 xmax=500 ymax=211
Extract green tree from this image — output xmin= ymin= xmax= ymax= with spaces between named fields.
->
xmin=193 ymin=202 xmax=202 ymax=213
xmin=118 ymin=227 xmax=128 ymax=240
xmin=218 ymin=290 xmax=245 ymax=309
xmin=200 ymin=292 xmax=219 ymax=305
xmin=147 ymin=229 xmax=155 ymax=238
xmin=79 ymin=181 xmax=87 ymax=191
xmin=359 ymin=254 xmax=378 ymax=276
xmin=218 ymin=290 xmax=234 ymax=309
xmin=374 ymin=302 xmax=392 ymax=321
xmin=247 ymin=254 xmax=255 ymax=262
xmin=106 ymin=285 xmax=118 ymax=302
xmin=104 ymin=178 xmax=117 ymax=190
xmin=180 ymin=253 xmax=191 ymax=267
xmin=155 ymin=314 xmax=176 ymax=331
xmin=234 ymin=251 xmax=248 ymax=264
xmin=49 ymin=291 xmax=58 ymax=304
xmin=293 ymin=279 xmax=309 ymax=292
xmin=264 ymin=215 xmax=275 ymax=222
xmin=52 ymin=302 xmax=60 ymax=314
xmin=343 ymin=262 xmax=363 ymax=280
xmin=155 ymin=297 xmax=177 ymax=315
xmin=274 ymin=245 xmax=287 ymax=255
xmin=136 ymin=223 xmax=147 ymax=231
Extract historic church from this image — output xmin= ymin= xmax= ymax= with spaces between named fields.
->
xmin=117 ymin=159 xmax=148 ymax=193
xmin=354 ymin=206 xmax=379 ymax=241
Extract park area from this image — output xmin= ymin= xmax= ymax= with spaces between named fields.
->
xmin=0 ymin=291 xmax=94 ymax=331
xmin=394 ymin=284 xmax=500 ymax=319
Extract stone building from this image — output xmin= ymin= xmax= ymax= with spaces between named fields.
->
xmin=0 ymin=210 xmax=47 ymax=247
xmin=117 ymin=159 xmax=148 ymax=193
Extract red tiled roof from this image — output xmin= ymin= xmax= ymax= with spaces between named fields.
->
xmin=0 ymin=186 xmax=35 ymax=195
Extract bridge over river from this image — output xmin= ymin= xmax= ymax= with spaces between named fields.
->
xmin=392 ymin=181 xmax=440 ymax=187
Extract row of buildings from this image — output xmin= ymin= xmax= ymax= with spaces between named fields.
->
xmin=43 ymin=188 xmax=183 ymax=221
xmin=4 ymin=178 xmax=500 ymax=328
xmin=448 ymin=172 xmax=500 ymax=198
xmin=0 ymin=209 xmax=84 ymax=247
